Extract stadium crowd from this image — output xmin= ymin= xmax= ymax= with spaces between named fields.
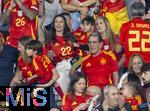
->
xmin=0 ymin=0 xmax=150 ymax=111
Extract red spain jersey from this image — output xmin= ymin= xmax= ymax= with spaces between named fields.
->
xmin=45 ymin=35 xmax=75 ymax=62
xmin=119 ymin=18 xmax=150 ymax=67
xmin=4 ymin=0 xmax=38 ymax=48
xmin=18 ymin=57 xmax=37 ymax=85
xmin=32 ymin=54 xmax=54 ymax=84
xmin=102 ymin=0 xmax=125 ymax=13
xmin=72 ymin=27 xmax=91 ymax=45
xmin=82 ymin=50 xmax=118 ymax=88
xmin=124 ymin=95 xmax=143 ymax=111
xmin=62 ymin=94 xmax=91 ymax=111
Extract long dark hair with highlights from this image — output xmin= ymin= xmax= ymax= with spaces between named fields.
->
xmin=69 ymin=72 xmax=88 ymax=101
xmin=45 ymin=14 xmax=74 ymax=45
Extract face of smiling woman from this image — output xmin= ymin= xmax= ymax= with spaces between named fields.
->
xmin=54 ymin=16 xmax=65 ymax=33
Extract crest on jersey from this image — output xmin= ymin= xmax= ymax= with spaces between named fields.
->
xmin=18 ymin=10 xmax=23 ymax=17
xmin=86 ymin=62 xmax=91 ymax=67
xmin=100 ymin=58 xmax=106 ymax=65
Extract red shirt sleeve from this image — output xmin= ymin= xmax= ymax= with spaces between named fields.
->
xmin=119 ymin=23 xmax=126 ymax=46
xmin=62 ymin=94 xmax=72 ymax=111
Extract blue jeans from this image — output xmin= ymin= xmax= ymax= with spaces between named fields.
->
xmin=49 ymin=85 xmax=56 ymax=108
xmin=0 ymin=45 xmax=19 ymax=86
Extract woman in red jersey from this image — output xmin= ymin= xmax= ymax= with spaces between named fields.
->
xmin=44 ymin=14 xmax=76 ymax=93
xmin=62 ymin=72 xmax=91 ymax=111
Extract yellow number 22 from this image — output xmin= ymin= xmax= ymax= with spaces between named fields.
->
xmin=128 ymin=30 xmax=150 ymax=52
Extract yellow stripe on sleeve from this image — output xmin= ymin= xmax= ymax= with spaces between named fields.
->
xmin=33 ymin=58 xmax=39 ymax=70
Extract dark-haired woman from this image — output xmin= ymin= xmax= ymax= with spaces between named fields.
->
xmin=44 ymin=14 xmax=76 ymax=93
xmin=62 ymin=72 xmax=91 ymax=111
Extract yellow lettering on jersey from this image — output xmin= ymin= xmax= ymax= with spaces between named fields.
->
xmin=43 ymin=55 xmax=51 ymax=68
xmin=129 ymin=30 xmax=140 ymax=51
xmin=61 ymin=46 xmax=72 ymax=56
xmin=136 ymin=23 xmax=150 ymax=29
xmin=141 ymin=31 xmax=150 ymax=51
xmin=129 ymin=30 xmax=150 ymax=52
xmin=16 ymin=17 xmax=25 ymax=27
xmin=43 ymin=55 xmax=51 ymax=64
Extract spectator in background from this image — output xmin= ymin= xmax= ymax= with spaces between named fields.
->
xmin=39 ymin=0 xmax=63 ymax=31
xmin=138 ymin=63 xmax=150 ymax=111
xmin=138 ymin=87 xmax=150 ymax=111
xmin=25 ymin=40 xmax=59 ymax=108
xmin=141 ymin=63 xmax=150 ymax=84
xmin=118 ymin=54 xmax=144 ymax=89
xmin=61 ymin=0 xmax=96 ymax=31
xmin=100 ymin=0 xmax=129 ymax=35
xmin=122 ymin=82 xmax=144 ymax=111
xmin=95 ymin=16 xmax=115 ymax=51
xmin=73 ymin=16 xmax=95 ymax=53
xmin=0 ymin=0 xmax=39 ymax=85
xmin=10 ymin=36 xmax=33 ymax=87
xmin=62 ymin=72 xmax=91 ymax=111
xmin=38 ymin=0 xmax=63 ymax=43
xmin=0 ymin=33 xmax=16 ymax=86
xmin=82 ymin=33 xmax=119 ymax=91
xmin=0 ymin=0 xmax=38 ymax=48
xmin=102 ymin=85 xmax=132 ymax=111
xmin=116 ymin=2 xmax=150 ymax=69
xmin=124 ymin=0 xmax=150 ymax=20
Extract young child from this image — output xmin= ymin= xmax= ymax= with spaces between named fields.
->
xmin=25 ymin=40 xmax=64 ymax=99
xmin=70 ymin=16 xmax=95 ymax=72
xmin=122 ymin=82 xmax=144 ymax=111
xmin=25 ymin=40 xmax=59 ymax=85
xmin=73 ymin=16 xmax=95 ymax=47
xmin=10 ymin=36 xmax=34 ymax=86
